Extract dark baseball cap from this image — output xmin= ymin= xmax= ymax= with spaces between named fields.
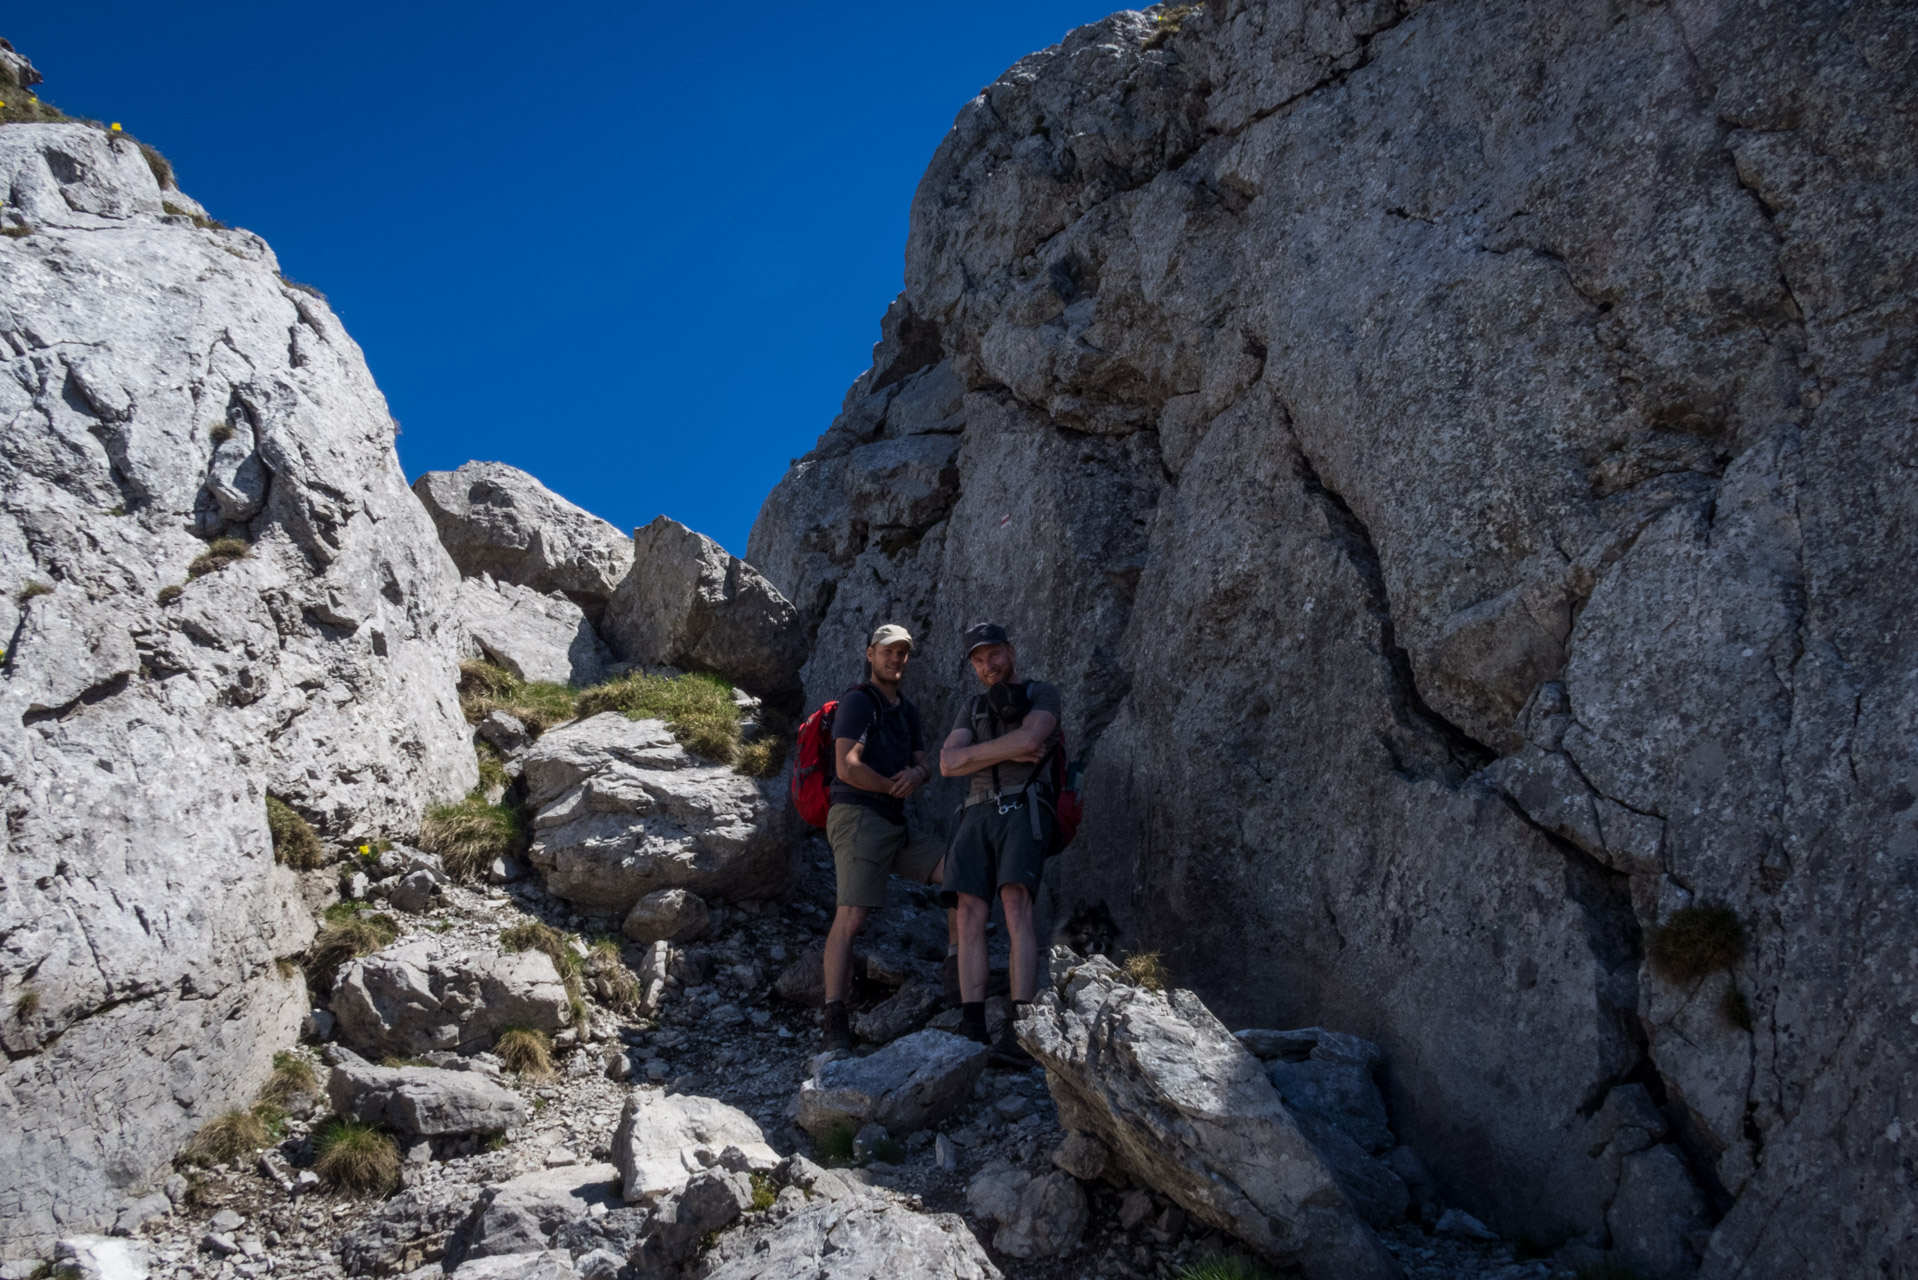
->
xmin=963 ymin=621 xmax=1010 ymax=655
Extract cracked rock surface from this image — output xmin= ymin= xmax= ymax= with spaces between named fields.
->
xmin=749 ymin=3 xmax=1918 ymax=1276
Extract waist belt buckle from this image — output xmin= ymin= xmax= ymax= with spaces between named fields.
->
xmin=996 ymin=794 xmax=1024 ymax=816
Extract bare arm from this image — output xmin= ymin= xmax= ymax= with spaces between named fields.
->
xmin=939 ymin=711 xmax=1057 ymax=777
xmin=837 ymin=739 xmax=931 ymax=797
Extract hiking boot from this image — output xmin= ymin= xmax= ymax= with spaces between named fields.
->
xmin=988 ymin=1029 xmax=1034 ymax=1069
xmin=941 ymin=953 xmax=961 ymax=1009
xmin=819 ymin=1002 xmax=853 ymax=1054
xmin=958 ymin=1002 xmax=990 ymax=1046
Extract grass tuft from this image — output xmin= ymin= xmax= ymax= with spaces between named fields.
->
xmin=748 ymin=1171 xmax=777 ymax=1211
xmin=16 ymin=581 xmax=52 ymax=602
xmin=182 ymin=1107 xmax=273 ymax=1165
xmin=259 ymin=1050 xmax=318 ymax=1107
xmin=494 ymin=1025 xmax=555 ymax=1080
xmin=1123 ymin=950 xmax=1169 ymax=992
xmin=576 ymin=669 xmax=741 ymax=760
xmin=1173 ymin=1255 xmax=1285 ymax=1280
xmin=266 ymin=796 xmax=326 ymax=870
xmin=814 ymin=1121 xmax=857 ymax=1168
xmin=162 ymin=201 xmax=227 ymax=231
xmin=187 ymin=536 xmax=250 ymax=579
xmin=307 ymin=906 xmax=399 ymax=990
xmin=277 ymin=275 xmax=326 ymax=300
xmin=137 ymin=141 xmax=175 ymax=190
xmin=475 ymin=739 xmax=510 ymax=794
xmin=458 ymin=659 xmax=580 ymax=734
xmin=1647 ymin=904 xmax=1746 ymax=983
xmin=1 ymin=224 xmax=32 ymax=239
xmin=584 ymin=938 xmax=643 ymax=1015
xmin=157 ymin=584 xmax=183 ymax=605
xmin=313 ymin=1117 xmax=400 ymax=1194
xmin=13 ymin=987 xmax=39 ymax=1020
xmin=420 ymin=795 xmax=525 ymax=882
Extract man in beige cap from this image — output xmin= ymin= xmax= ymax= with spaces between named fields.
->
xmin=819 ymin=623 xmax=946 ymax=1052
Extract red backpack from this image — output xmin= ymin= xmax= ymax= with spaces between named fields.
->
xmin=790 ymin=684 xmax=876 ymax=829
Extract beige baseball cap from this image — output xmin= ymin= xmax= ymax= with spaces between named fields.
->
xmin=868 ymin=623 xmax=914 ymax=649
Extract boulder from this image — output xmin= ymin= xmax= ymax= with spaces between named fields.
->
xmin=1608 ymin=1145 xmax=1711 ymax=1279
xmin=458 ymin=576 xmax=613 ymax=687
xmin=627 ymin=1168 xmax=756 ymax=1274
xmin=326 ymin=1060 xmax=527 ymax=1137
xmin=621 ymin=889 xmax=711 ymax=946
xmin=330 ymin=941 xmax=572 ymax=1058
xmin=1019 ymin=949 xmax=1398 ymax=1280
xmin=337 ymin=1187 xmax=478 ymax=1277
xmin=1267 ymin=1057 xmax=1394 ymax=1154
xmin=520 ymin=714 xmax=787 ymax=910
xmin=0 ymin=108 xmax=473 ymax=1253
xmin=601 ymin=516 xmax=805 ymax=709
xmin=477 ymin=710 xmax=532 ymax=755
xmin=795 ymin=1029 xmax=989 ymax=1139
xmin=414 ymin=461 xmax=634 ymax=610
xmin=611 ymin=1091 xmax=779 ymax=1204
xmin=52 ymin=1236 xmax=148 ymax=1280
xmin=697 ymin=1155 xmax=1001 ymax=1280
xmin=449 ymin=1164 xmax=621 ymax=1263
xmin=447 ymin=1252 xmax=579 ymax=1280
xmin=852 ymin=980 xmax=941 ymax=1045
xmin=965 ymin=1162 xmax=1087 ymax=1258
xmin=1051 ymin=1130 xmax=1114 ymax=1182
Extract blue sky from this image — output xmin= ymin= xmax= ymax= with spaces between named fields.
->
xmin=8 ymin=3 xmax=1122 ymax=554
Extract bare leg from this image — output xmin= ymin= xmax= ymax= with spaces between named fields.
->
xmin=1000 ymin=883 xmax=1038 ymax=1003
xmin=823 ymin=905 xmax=869 ymax=1004
xmin=955 ymin=893 xmax=992 ymax=1002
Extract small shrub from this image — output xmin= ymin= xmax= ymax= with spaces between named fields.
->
xmin=187 ymin=536 xmax=250 ymax=579
xmin=13 ymin=987 xmax=39 ymax=1020
xmin=458 ymin=660 xmax=580 ymax=734
xmin=157 ymin=584 xmax=183 ymax=605
xmin=748 ymin=1171 xmax=777 ymax=1211
xmin=1647 ymin=904 xmax=1746 ymax=983
xmin=137 ymin=142 xmax=175 ymax=190
xmin=182 ymin=1107 xmax=272 ymax=1165
xmin=16 ymin=581 xmax=52 ymax=602
xmin=576 ymin=670 xmax=741 ymax=762
xmin=1143 ymin=3 xmax=1201 ymax=50
xmin=494 ymin=1025 xmax=555 ymax=1080
xmin=1 ymin=225 xmax=33 ymax=239
xmin=1123 ymin=950 xmax=1168 ymax=992
xmin=313 ymin=1117 xmax=400 ymax=1194
xmin=277 ymin=275 xmax=326 ymax=300
xmin=814 ymin=1121 xmax=856 ymax=1168
xmin=266 ymin=796 xmax=326 ymax=869
xmin=420 ymin=796 xmax=525 ymax=882
xmin=1722 ymin=984 xmax=1754 ymax=1031
xmin=1173 ymin=1255 xmax=1284 ymax=1280
xmin=259 ymin=1050 xmax=318 ymax=1107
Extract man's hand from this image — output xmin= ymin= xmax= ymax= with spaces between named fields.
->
xmin=886 ymin=764 xmax=928 ymax=798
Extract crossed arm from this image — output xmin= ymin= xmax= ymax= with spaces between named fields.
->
xmin=835 ymin=738 xmax=931 ymax=799
xmin=939 ymin=711 xmax=1057 ymax=778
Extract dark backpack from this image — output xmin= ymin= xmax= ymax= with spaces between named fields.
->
xmin=969 ymin=682 xmax=1083 ymax=855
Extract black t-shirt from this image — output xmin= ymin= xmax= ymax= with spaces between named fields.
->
xmin=829 ymin=685 xmax=925 ymax=824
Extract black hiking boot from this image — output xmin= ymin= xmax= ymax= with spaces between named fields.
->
xmin=819 ymin=1001 xmax=853 ymax=1054
xmin=958 ymin=1001 xmax=990 ymax=1046
xmin=988 ymin=1027 xmax=1034 ymax=1069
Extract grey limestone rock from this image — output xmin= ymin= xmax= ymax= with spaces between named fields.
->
xmin=1018 ymin=950 xmax=1397 ymax=1280
xmin=458 ymin=575 xmax=612 ymax=687
xmin=964 ymin=1161 xmax=1087 ymax=1259
xmin=446 ymin=1252 xmax=578 ymax=1280
xmin=620 ymin=888 xmax=711 ymax=946
xmin=330 ymin=941 xmax=573 ymax=1058
xmin=851 ymin=979 xmax=941 ymax=1045
xmin=795 ymin=1028 xmax=990 ymax=1139
xmin=697 ymin=1155 xmax=1001 ymax=1280
xmin=520 ymin=713 xmax=788 ymax=910
xmin=0 ymin=107 xmax=472 ymax=1253
xmin=748 ymin=2 xmax=1918 ymax=1271
xmin=325 ymin=1060 xmax=528 ymax=1137
xmin=52 ymin=1236 xmax=148 ymax=1280
xmin=413 ymin=461 xmax=633 ymax=612
xmin=447 ymin=1163 xmax=621 ymax=1264
xmin=602 ymin=516 xmax=805 ymax=710
xmin=610 ymin=1090 xmax=778 ymax=1204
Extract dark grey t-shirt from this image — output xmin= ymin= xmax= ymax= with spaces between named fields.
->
xmin=953 ymin=680 xmax=1063 ymax=802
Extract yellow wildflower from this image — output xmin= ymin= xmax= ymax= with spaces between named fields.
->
xmin=110 ymin=122 xmax=122 ymax=131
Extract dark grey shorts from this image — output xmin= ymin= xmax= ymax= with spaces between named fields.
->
xmin=941 ymin=800 xmax=1048 ymax=906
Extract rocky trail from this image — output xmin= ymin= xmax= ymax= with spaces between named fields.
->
xmin=86 ymin=835 xmax=1572 ymax=1280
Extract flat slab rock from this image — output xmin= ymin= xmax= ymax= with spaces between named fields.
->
xmin=450 ymin=1163 xmax=622 ymax=1263
xmin=326 ymin=1059 xmax=527 ymax=1137
xmin=1021 ymin=948 xmax=1400 ymax=1280
xmin=611 ymin=1089 xmax=779 ymax=1204
xmin=796 ymin=1028 xmax=989 ymax=1138
xmin=330 ymin=941 xmax=573 ymax=1059
xmin=521 ymin=713 xmax=788 ymax=910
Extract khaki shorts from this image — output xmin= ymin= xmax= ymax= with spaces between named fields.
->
xmin=827 ymin=803 xmax=945 ymax=908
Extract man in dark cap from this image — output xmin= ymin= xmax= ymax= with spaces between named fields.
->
xmin=939 ymin=621 xmax=1064 ymax=1065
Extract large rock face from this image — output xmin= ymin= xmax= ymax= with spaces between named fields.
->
xmin=0 ymin=105 xmax=473 ymax=1250
xmin=749 ymin=4 xmax=1918 ymax=1276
